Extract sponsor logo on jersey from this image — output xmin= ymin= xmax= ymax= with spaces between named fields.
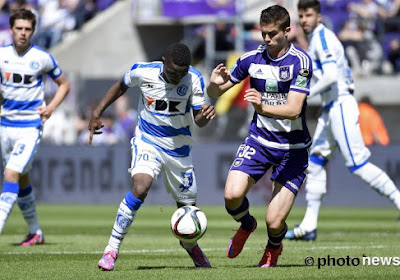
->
xmin=324 ymin=49 xmax=332 ymax=58
xmin=230 ymin=62 xmax=237 ymax=72
xmin=265 ymin=78 xmax=278 ymax=92
xmin=145 ymin=96 xmax=183 ymax=113
xmin=253 ymin=68 xmax=265 ymax=79
xmin=4 ymin=72 xmax=35 ymax=85
xmin=295 ymin=75 xmax=307 ymax=88
xmin=145 ymin=96 xmax=155 ymax=106
xmin=286 ymin=180 xmax=298 ymax=191
xmin=143 ymin=83 xmax=154 ymax=89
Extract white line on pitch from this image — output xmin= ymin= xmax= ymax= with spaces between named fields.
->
xmin=1 ymin=244 xmax=399 ymax=255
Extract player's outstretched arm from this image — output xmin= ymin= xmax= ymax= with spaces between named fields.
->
xmin=193 ymin=103 xmax=215 ymax=127
xmin=207 ymin=63 xmax=234 ymax=98
xmin=88 ymin=78 xmax=128 ymax=146
xmin=35 ymin=73 xmax=70 ymax=123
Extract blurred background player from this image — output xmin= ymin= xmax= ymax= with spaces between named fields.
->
xmin=0 ymin=9 xmax=70 ymax=244
xmin=285 ymin=0 xmax=400 ymax=241
xmin=88 ymin=43 xmax=215 ymax=271
xmin=207 ymin=5 xmax=312 ymax=267
xmin=358 ymin=96 xmax=390 ymax=146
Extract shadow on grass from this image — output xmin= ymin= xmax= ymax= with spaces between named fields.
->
xmin=11 ymin=243 xmax=52 ymax=247
xmin=137 ymin=266 xmax=210 ymax=270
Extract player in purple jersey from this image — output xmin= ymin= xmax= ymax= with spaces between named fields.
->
xmin=207 ymin=5 xmax=313 ymax=267
xmin=285 ymin=0 xmax=400 ymax=242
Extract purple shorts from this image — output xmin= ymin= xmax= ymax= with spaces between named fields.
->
xmin=230 ymin=137 xmax=309 ymax=195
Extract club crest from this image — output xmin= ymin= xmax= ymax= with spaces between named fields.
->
xmin=179 ymin=172 xmax=194 ymax=192
xmin=177 ymin=85 xmax=188 ymax=96
xmin=279 ymin=66 xmax=291 ymax=81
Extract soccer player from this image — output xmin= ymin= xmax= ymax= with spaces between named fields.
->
xmin=89 ymin=43 xmax=215 ymax=271
xmin=0 ymin=9 xmax=70 ymax=244
xmin=207 ymin=5 xmax=313 ymax=267
xmin=285 ymin=0 xmax=400 ymax=241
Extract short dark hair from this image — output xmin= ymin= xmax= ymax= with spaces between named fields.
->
xmin=260 ymin=5 xmax=290 ymax=31
xmin=164 ymin=43 xmax=192 ymax=66
xmin=297 ymin=0 xmax=321 ymax=13
xmin=9 ymin=8 xmax=36 ymax=30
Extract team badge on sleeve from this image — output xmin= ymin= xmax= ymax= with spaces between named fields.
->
xmin=295 ymin=75 xmax=307 ymax=88
xmin=299 ymin=68 xmax=310 ymax=77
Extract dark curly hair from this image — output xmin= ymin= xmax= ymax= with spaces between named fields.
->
xmin=164 ymin=43 xmax=192 ymax=66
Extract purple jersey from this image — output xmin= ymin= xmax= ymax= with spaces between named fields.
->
xmin=230 ymin=44 xmax=312 ymax=150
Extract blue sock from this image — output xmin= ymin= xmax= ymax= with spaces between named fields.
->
xmin=3 ymin=182 xmax=19 ymax=194
xmin=2 ymin=182 xmax=19 ymax=194
xmin=18 ymin=185 xmax=32 ymax=197
xmin=124 ymin=192 xmax=143 ymax=211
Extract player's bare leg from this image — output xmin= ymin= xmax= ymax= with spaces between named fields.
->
xmin=225 ymin=171 xmax=257 ymax=258
xmin=285 ymin=159 xmax=324 ymax=241
xmin=259 ymin=182 xmax=294 ymax=267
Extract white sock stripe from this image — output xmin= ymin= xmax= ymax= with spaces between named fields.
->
xmin=232 ymin=210 xmax=249 ymax=221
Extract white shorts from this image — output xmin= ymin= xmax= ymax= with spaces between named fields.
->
xmin=310 ymin=95 xmax=371 ymax=168
xmin=0 ymin=126 xmax=42 ymax=174
xmin=128 ymin=137 xmax=197 ymax=205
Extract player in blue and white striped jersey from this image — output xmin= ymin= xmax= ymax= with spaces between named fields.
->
xmin=285 ymin=0 xmax=400 ymax=242
xmin=89 ymin=43 xmax=215 ymax=270
xmin=0 ymin=9 xmax=70 ymax=244
xmin=207 ymin=5 xmax=313 ymax=267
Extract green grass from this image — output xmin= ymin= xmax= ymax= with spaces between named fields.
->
xmin=1 ymin=205 xmax=400 ymax=279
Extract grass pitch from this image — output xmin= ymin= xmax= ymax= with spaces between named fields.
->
xmin=1 ymin=204 xmax=399 ymax=280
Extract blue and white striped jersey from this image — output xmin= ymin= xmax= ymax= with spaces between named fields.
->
xmin=230 ymin=43 xmax=312 ymax=150
xmin=123 ymin=62 xmax=206 ymax=157
xmin=308 ymin=24 xmax=354 ymax=107
xmin=0 ymin=44 xmax=62 ymax=128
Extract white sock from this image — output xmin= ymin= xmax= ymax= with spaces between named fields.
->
xmin=300 ymin=160 xmax=326 ymax=232
xmin=0 ymin=192 xmax=18 ymax=235
xmin=353 ymin=162 xmax=400 ymax=210
xmin=17 ymin=190 xmax=41 ymax=234
xmin=300 ymin=197 xmax=321 ymax=232
xmin=389 ymin=191 xmax=400 ymax=211
xmin=105 ymin=199 xmax=137 ymax=253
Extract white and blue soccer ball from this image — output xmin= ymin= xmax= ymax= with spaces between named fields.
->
xmin=170 ymin=206 xmax=207 ymax=243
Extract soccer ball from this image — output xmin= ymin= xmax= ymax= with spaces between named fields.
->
xmin=170 ymin=206 xmax=207 ymax=243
